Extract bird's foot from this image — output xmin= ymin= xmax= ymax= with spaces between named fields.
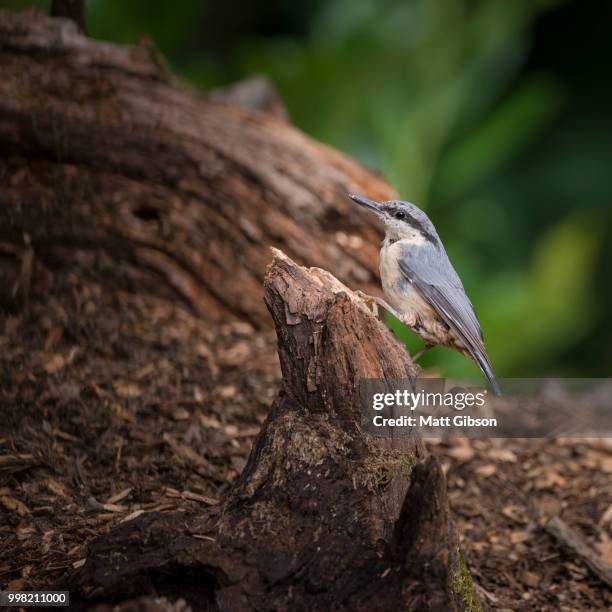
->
xmin=355 ymin=290 xmax=405 ymax=321
xmin=355 ymin=290 xmax=380 ymax=317
xmin=411 ymin=344 xmax=433 ymax=362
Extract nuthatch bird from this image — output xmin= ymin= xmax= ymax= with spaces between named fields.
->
xmin=349 ymin=194 xmax=500 ymax=395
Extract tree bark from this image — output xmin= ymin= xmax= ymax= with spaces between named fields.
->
xmin=0 ymin=11 xmax=479 ymax=611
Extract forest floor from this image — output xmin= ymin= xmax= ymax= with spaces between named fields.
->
xmin=1 ymin=273 xmax=611 ymax=611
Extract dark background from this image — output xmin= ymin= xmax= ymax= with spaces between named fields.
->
xmin=6 ymin=0 xmax=612 ymax=378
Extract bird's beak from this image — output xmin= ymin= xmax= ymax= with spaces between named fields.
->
xmin=348 ymin=194 xmax=383 ymax=215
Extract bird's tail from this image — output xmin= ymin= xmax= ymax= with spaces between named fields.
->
xmin=474 ymin=353 xmax=501 ymax=396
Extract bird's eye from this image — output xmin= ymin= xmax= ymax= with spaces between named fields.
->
xmin=394 ymin=211 xmax=406 ymax=220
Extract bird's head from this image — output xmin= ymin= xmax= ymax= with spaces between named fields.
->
xmin=348 ymin=194 xmax=439 ymax=245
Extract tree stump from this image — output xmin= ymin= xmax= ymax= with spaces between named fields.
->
xmin=65 ymin=251 xmax=476 ymax=611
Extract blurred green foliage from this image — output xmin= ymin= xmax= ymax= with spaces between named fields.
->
xmin=6 ymin=0 xmax=612 ymax=377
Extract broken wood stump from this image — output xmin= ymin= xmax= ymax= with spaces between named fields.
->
xmin=65 ymin=252 xmax=479 ymax=611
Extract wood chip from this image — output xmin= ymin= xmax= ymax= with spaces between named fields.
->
xmin=120 ymin=509 xmax=146 ymax=523
xmin=226 ymin=426 xmax=261 ymax=439
xmin=181 ymin=490 xmax=218 ymax=505
xmin=599 ymin=504 xmax=612 ymax=526
xmin=44 ymin=326 xmax=64 ymax=352
xmin=101 ymin=503 xmax=126 ymax=513
xmin=0 ymin=494 xmax=30 ymax=515
xmin=510 ymin=530 xmax=529 ymax=545
xmin=7 ymin=577 xmax=26 ymax=590
xmin=16 ymin=526 xmax=36 ymax=541
xmin=501 ymin=505 xmax=527 ymax=525
xmin=162 ymin=486 xmax=182 ymax=498
xmin=446 ymin=444 xmax=475 ymax=462
xmin=52 ymin=428 xmax=78 ymax=442
xmin=534 ymin=470 xmax=566 ymax=490
xmin=161 ymin=405 xmax=190 ymax=421
xmin=46 ymin=477 xmax=71 ymax=499
xmin=0 ymin=453 xmax=35 ymax=468
xmin=475 ymin=464 xmax=496 ymax=478
xmin=487 ymin=448 xmax=517 ymax=463
xmin=522 ymin=570 xmax=541 ymax=588
xmin=112 ymin=379 xmax=142 ymax=398
xmin=106 ymin=487 xmax=132 ymax=504
xmin=43 ymin=353 xmax=65 ymax=374
xmin=217 ymin=341 xmax=250 ymax=366
xmin=596 ymin=533 xmax=612 ymax=565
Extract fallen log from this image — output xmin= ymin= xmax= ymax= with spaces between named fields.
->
xmin=0 ymin=10 xmax=391 ymax=326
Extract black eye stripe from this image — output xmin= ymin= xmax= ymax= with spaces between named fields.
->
xmin=386 ymin=206 xmax=437 ymax=245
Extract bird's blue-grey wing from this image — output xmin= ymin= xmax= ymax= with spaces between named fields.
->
xmin=398 ymin=246 xmax=499 ymax=394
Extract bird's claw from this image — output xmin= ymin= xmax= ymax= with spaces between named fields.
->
xmin=355 ymin=290 xmax=379 ymax=316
